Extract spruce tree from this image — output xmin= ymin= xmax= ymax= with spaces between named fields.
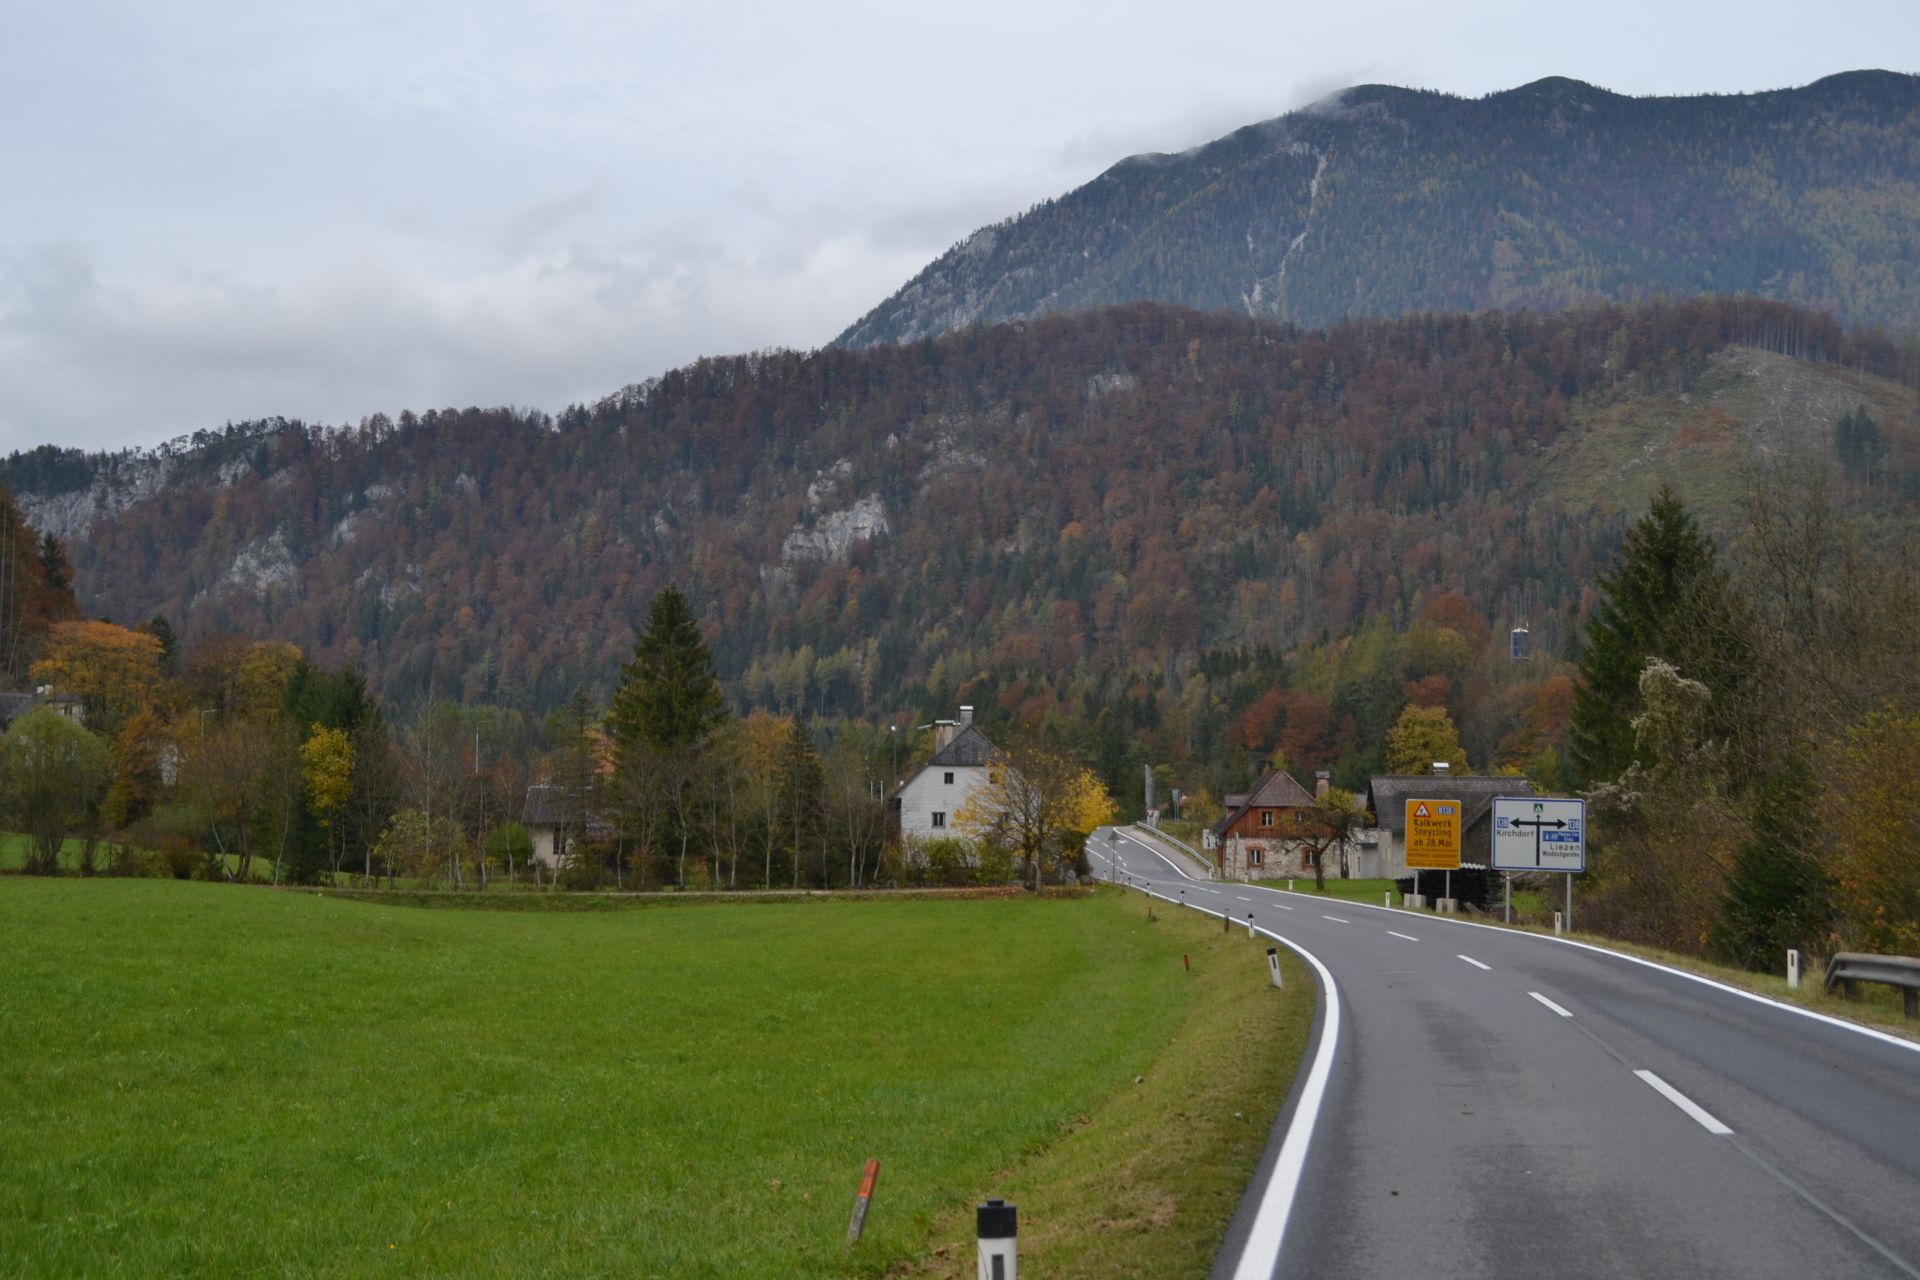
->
xmin=776 ymin=719 xmax=826 ymax=888
xmin=607 ymin=584 xmax=726 ymax=757
xmin=146 ymin=613 xmax=179 ymax=676
xmin=36 ymin=532 xmax=70 ymax=595
xmin=1711 ymin=753 xmax=1829 ymax=971
xmin=1570 ymin=487 xmax=1745 ymax=785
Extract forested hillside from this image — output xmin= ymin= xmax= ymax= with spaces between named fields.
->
xmin=838 ymin=71 xmax=1920 ymax=347
xmin=5 ymin=297 xmax=1918 ymax=795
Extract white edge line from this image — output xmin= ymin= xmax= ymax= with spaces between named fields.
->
xmin=1529 ymin=991 xmax=1574 ymax=1017
xmin=1457 ymin=955 xmax=1491 ymax=971
xmin=1111 ymin=827 xmax=1198 ymax=881
xmin=1232 ymin=882 xmax=1920 ymax=1056
xmin=1635 ymin=1069 xmax=1733 ymax=1135
xmin=1387 ymin=931 xmax=1420 ymax=942
xmin=1116 ymin=883 xmax=1342 ymax=1279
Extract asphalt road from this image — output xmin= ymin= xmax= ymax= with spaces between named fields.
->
xmin=1090 ymin=826 xmax=1920 ymax=1280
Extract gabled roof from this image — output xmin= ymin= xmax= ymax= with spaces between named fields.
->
xmin=1244 ymin=770 xmax=1316 ymax=809
xmin=928 ymin=724 xmax=998 ymax=768
xmin=0 ymin=692 xmax=35 ymax=726
xmin=1213 ymin=769 xmax=1316 ymax=838
xmin=523 ymin=784 xmax=616 ymax=835
xmin=1366 ymin=775 xmax=1533 ymax=836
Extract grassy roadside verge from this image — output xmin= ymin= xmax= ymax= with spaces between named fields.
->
xmin=894 ymin=887 xmax=1315 ymax=1279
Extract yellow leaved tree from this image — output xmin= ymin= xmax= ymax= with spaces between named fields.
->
xmin=29 ymin=620 xmax=165 ymax=735
xmin=300 ymin=723 xmax=356 ymax=881
xmin=956 ymin=740 xmax=1116 ymax=890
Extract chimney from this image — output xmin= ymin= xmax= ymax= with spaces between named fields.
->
xmin=1315 ymin=771 xmax=1330 ymax=801
xmin=934 ymin=720 xmax=959 ymax=751
xmin=960 ymin=705 xmax=974 ymax=726
xmin=1432 ymin=761 xmax=1450 ymax=776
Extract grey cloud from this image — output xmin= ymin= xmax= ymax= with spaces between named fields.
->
xmin=0 ymin=223 xmax=927 ymax=451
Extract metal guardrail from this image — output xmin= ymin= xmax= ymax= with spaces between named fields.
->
xmin=1825 ymin=952 xmax=1920 ymax=1018
xmin=1126 ymin=824 xmax=1213 ymax=878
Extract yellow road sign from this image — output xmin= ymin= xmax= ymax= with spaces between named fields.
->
xmin=1405 ymin=799 xmax=1461 ymax=870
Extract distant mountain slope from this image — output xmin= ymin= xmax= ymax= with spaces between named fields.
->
xmin=5 ymin=299 xmax=1916 ymax=718
xmin=837 ymin=71 xmax=1920 ymax=347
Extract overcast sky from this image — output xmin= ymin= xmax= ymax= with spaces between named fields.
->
xmin=2 ymin=1 xmax=1916 ymax=454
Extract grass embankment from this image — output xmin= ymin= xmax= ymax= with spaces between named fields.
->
xmin=1253 ymin=875 xmax=1399 ymax=904
xmin=0 ymin=880 xmax=1310 ymax=1278
xmin=898 ymin=891 xmax=1311 ymax=1279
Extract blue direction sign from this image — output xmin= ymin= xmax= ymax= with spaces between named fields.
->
xmin=1491 ymin=797 xmax=1586 ymax=873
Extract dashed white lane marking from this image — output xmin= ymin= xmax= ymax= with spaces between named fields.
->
xmin=1457 ymin=955 xmax=1491 ymax=971
xmin=1322 ymin=915 xmax=1350 ymax=923
xmin=1635 ymin=1070 xmax=1733 ymax=1135
xmin=1387 ymin=931 xmax=1420 ymax=942
xmin=1235 ymin=896 xmax=1252 ymax=902
xmin=1273 ymin=903 xmax=1294 ymax=911
xmin=1529 ymin=991 xmax=1574 ymax=1018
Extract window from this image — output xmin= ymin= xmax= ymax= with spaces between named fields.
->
xmin=944 ymin=771 xmax=955 ymax=785
xmin=1260 ymin=810 xmax=1274 ymax=827
xmin=931 ymin=811 xmax=947 ymax=829
xmin=1250 ymin=846 xmax=1265 ymax=866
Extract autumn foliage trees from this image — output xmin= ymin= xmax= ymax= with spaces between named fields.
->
xmin=1569 ymin=479 xmax=1920 ymax=967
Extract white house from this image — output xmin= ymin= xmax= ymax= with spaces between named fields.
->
xmin=893 ymin=706 xmax=996 ymax=846
xmin=523 ymin=784 xmax=616 ymax=868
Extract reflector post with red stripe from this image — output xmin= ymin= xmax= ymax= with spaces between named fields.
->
xmin=846 ymin=1158 xmax=880 ymax=1243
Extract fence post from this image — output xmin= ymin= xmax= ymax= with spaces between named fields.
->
xmin=977 ymin=1199 xmax=1017 ymax=1280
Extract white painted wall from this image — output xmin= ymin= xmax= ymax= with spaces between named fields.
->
xmin=899 ymin=763 xmax=989 ymax=844
xmin=530 ymin=826 xmax=559 ymax=868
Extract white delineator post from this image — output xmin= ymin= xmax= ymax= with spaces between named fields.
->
xmin=977 ymin=1199 xmax=1017 ymax=1280
xmin=1267 ymin=946 xmax=1284 ymax=989
xmin=1787 ymin=949 xmax=1802 ymax=990
xmin=1553 ymin=911 xmax=1564 ymax=936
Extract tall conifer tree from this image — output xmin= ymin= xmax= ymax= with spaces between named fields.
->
xmin=776 ymin=720 xmax=825 ymax=888
xmin=608 ymin=584 xmax=726 ymax=756
xmin=1570 ymin=486 xmax=1745 ymax=784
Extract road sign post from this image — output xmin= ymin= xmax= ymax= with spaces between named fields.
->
xmin=1493 ymin=798 xmax=1585 ymax=929
xmin=1491 ymin=797 xmax=1586 ymax=873
xmin=1404 ymin=800 xmax=1461 ymax=910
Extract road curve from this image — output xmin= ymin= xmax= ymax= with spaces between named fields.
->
xmin=1090 ymin=827 xmax=1920 ymax=1280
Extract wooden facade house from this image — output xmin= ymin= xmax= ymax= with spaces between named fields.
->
xmin=1211 ymin=769 xmax=1322 ymax=880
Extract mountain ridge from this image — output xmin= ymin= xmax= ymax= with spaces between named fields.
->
xmin=835 ymin=71 xmax=1920 ymax=350
xmin=5 ymin=297 xmax=1916 ymax=723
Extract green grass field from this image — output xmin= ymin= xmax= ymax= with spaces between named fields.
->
xmin=0 ymin=834 xmax=271 ymax=881
xmin=1254 ymin=875 xmax=1399 ymax=903
xmin=0 ymin=880 xmax=1308 ymax=1278
xmin=0 ymin=833 xmax=106 ymax=873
